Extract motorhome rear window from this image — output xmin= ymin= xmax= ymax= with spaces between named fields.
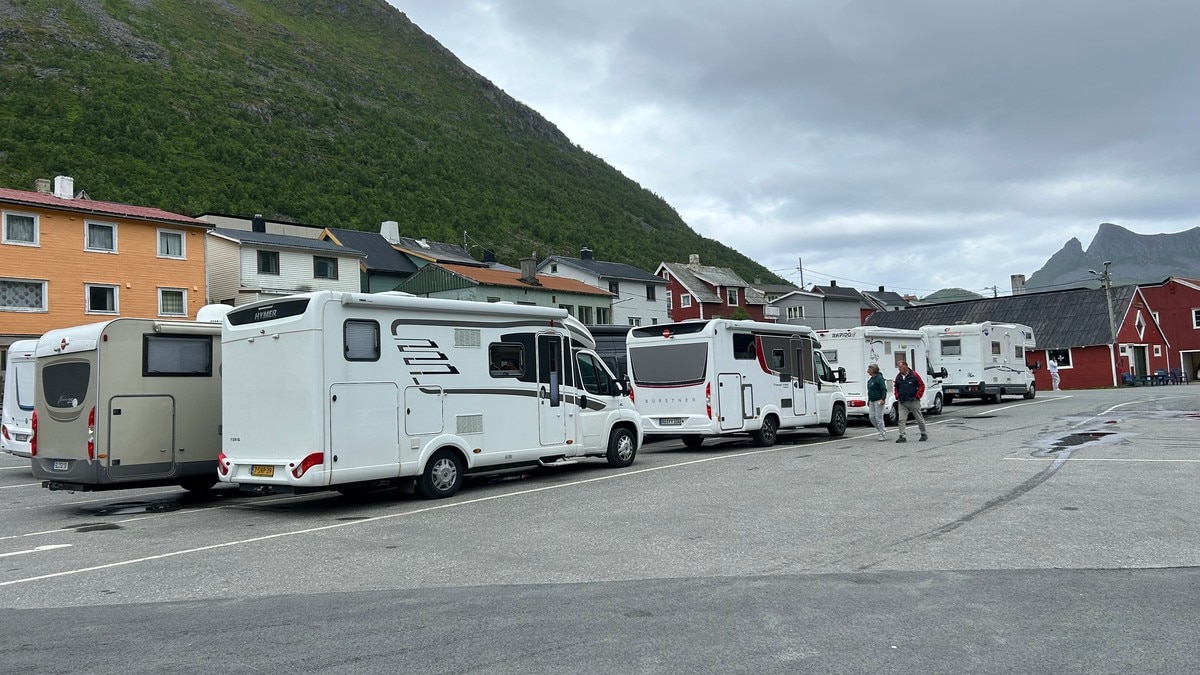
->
xmin=42 ymin=362 xmax=90 ymax=409
xmin=344 ymin=320 xmax=380 ymax=361
xmin=941 ymin=340 xmax=962 ymax=356
xmin=732 ymin=333 xmax=756 ymax=360
xmin=14 ymin=361 xmax=35 ymax=410
xmin=227 ymin=298 xmax=310 ymax=326
xmin=144 ymin=335 xmax=213 ymax=376
xmin=629 ymin=343 xmax=708 ymax=386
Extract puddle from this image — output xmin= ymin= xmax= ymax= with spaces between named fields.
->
xmin=71 ymin=523 xmax=123 ymax=532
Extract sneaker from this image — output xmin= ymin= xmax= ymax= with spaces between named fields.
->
xmin=878 ymin=436 xmax=888 ymax=442
xmin=919 ymin=434 xmax=928 ymax=442
xmin=896 ymin=437 xmax=906 ymax=443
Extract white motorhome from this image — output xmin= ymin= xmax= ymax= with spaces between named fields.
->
xmin=921 ymin=322 xmax=1038 ymax=403
xmin=2 ymin=340 xmax=38 ymax=458
xmin=31 ymin=306 xmax=232 ymax=492
xmin=625 ymin=319 xmax=847 ymax=448
xmin=217 ymin=291 xmax=642 ymax=499
xmin=816 ymin=327 xmax=945 ymax=423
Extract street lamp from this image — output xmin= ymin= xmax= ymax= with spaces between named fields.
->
xmin=1088 ymin=260 xmax=1116 ymax=344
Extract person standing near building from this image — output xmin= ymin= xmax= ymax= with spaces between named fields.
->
xmin=1048 ymin=358 xmax=1061 ymax=391
xmin=866 ymin=364 xmax=888 ymax=441
xmin=893 ymin=360 xmax=927 ymax=443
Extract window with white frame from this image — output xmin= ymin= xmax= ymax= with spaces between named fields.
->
xmin=609 ymin=281 xmax=620 ymax=295
xmin=85 ymin=284 xmax=118 ymax=314
xmin=3 ymin=211 xmax=38 ymax=246
xmin=680 ymin=294 xmax=692 ymax=308
xmin=158 ymin=229 xmax=185 ymax=259
xmin=628 ymin=317 xmax=642 ymax=326
xmin=85 ymin=221 xmax=117 ymax=252
xmin=313 ymin=256 xmax=338 ymax=279
xmin=1193 ymin=308 xmax=1200 ymax=329
xmin=159 ymin=288 xmax=187 ymax=316
xmin=258 ymin=250 xmax=279 ymax=275
xmin=595 ymin=307 xmax=610 ymax=324
xmin=1154 ymin=345 xmax=1162 ymax=357
xmin=786 ymin=306 xmax=805 ymax=320
xmin=727 ymin=288 xmax=738 ymax=305
xmin=0 ymin=278 xmax=47 ymax=311
xmin=1048 ymin=348 xmax=1073 ymax=369
xmin=578 ymin=306 xmax=593 ymax=323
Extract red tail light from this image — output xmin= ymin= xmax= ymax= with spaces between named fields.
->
xmin=1 ymin=425 xmax=8 ymax=441
xmin=87 ymin=406 xmax=96 ymax=460
xmin=291 ymin=452 xmax=324 ymax=479
xmin=217 ymin=451 xmax=229 ymax=476
xmin=628 ymin=386 xmax=635 ymax=404
xmin=705 ymin=382 xmax=712 ymax=420
xmin=30 ymin=411 xmax=37 ymax=456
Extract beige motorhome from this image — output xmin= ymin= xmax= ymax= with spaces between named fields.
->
xmin=31 ymin=306 xmax=231 ymax=492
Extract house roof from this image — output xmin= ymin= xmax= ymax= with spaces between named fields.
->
xmin=211 ymin=228 xmax=364 ymax=256
xmin=438 ymin=264 xmax=615 ymax=296
xmin=541 ymin=255 xmax=665 ymax=284
xmin=657 ymin=262 xmax=768 ymax=305
xmin=0 ymin=187 xmax=209 ymax=228
xmin=768 ymin=289 xmax=824 ymax=305
xmin=393 ymin=236 xmax=484 ymax=266
xmin=322 ymin=228 xmax=419 ymax=274
xmin=864 ymin=285 xmax=1139 ymax=350
xmin=862 ymin=289 xmax=911 ymax=308
xmin=810 ymin=284 xmax=866 ymax=302
xmin=750 ymin=282 xmax=800 ymax=296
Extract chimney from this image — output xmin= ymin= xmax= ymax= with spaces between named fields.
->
xmin=688 ymin=254 xmax=700 ymax=265
xmin=830 ymin=280 xmax=837 ymax=287
xmin=1011 ymin=274 xmax=1027 ymax=295
xmin=52 ymin=176 xmax=74 ymax=200
xmin=878 ymin=285 xmax=886 ymax=293
xmin=251 ymin=214 xmax=266 ymax=233
xmin=380 ymin=220 xmax=400 ymax=244
xmin=519 ymin=255 xmax=540 ymax=285
xmin=34 ymin=178 xmax=52 ymax=194
xmin=580 ymin=247 xmax=593 ymax=260
xmin=483 ymin=249 xmax=496 ymax=263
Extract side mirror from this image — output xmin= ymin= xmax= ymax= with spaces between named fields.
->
xmin=837 ymin=367 xmax=847 ymax=383
xmin=938 ymin=367 xmax=948 ymax=378
xmin=579 ymin=394 xmax=588 ymax=409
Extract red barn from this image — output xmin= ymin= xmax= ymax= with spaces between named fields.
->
xmin=1137 ymin=277 xmax=1200 ymax=382
xmin=656 ymin=255 xmax=772 ymax=322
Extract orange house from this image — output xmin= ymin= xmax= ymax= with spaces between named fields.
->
xmin=1 ymin=176 xmax=211 ymax=355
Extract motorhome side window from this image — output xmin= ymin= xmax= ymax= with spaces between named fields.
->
xmin=941 ymin=340 xmax=961 ymax=356
xmin=144 ymin=335 xmax=213 ymax=376
xmin=344 ymin=320 xmax=380 ymax=361
xmin=823 ymin=349 xmax=838 ymax=364
xmin=1015 ymin=346 xmax=1024 ymax=359
xmin=815 ymin=352 xmax=835 ymax=382
xmin=732 ymin=333 xmax=756 ymax=360
xmin=991 ymin=342 xmax=1002 ymax=355
xmin=489 ymin=343 xmax=524 ymax=377
xmin=42 ymin=362 xmax=90 ymax=409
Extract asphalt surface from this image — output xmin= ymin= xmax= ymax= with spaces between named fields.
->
xmin=1 ymin=387 xmax=1197 ymax=673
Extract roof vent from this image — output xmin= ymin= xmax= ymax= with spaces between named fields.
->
xmin=415 ymin=238 xmax=431 ymax=249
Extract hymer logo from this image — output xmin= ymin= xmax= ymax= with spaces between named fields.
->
xmin=254 ymin=308 xmax=279 ymax=321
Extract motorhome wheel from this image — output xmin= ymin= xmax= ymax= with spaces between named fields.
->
xmin=1023 ymin=384 xmax=1036 ymax=400
xmin=606 ymin=427 xmax=637 ymax=467
xmin=930 ymin=394 xmax=943 ymax=415
xmin=681 ymin=435 xmax=704 ymax=449
xmin=179 ymin=477 xmax=216 ymax=492
xmin=826 ymin=405 xmax=847 ymax=437
xmin=418 ymin=449 xmax=464 ymax=499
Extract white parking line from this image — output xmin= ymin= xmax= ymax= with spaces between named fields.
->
xmin=1006 ymin=457 xmax=1200 ymax=463
xmin=0 ymin=483 xmax=40 ymax=489
xmin=0 ymin=465 xmax=33 ymax=471
xmin=0 ymin=544 xmax=72 ymax=558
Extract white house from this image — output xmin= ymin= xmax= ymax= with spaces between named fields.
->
xmin=207 ymin=227 xmax=363 ymax=306
xmin=539 ymin=248 xmax=669 ymax=326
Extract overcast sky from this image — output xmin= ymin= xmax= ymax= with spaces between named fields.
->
xmin=395 ymin=1 xmax=1200 ymax=298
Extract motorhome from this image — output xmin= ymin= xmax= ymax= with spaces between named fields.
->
xmin=816 ymin=327 xmax=945 ymax=423
xmin=587 ymin=324 xmax=632 ymax=380
xmin=216 ymin=291 xmax=642 ymax=499
xmin=921 ymin=322 xmax=1038 ymax=403
xmin=2 ymin=340 xmax=38 ymax=458
xmin=30 ymin=305 xmax=232 ymax=491
xmin=625 ymin=319 xmax=847 ymax=448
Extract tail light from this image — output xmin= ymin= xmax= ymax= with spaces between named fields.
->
xmin=291 ymin=452 xmax=324 ymax=479
xmin=87 ymin=406 xmax=96 ymax=460
xmin=628 ymin=386 xmax=635 ymax=404
xmin=30 ymin=411 xmax=37 ymax=456
xmin=705 ymin=382 xmax=712 ymax=420
xmin=216 ymin=451 xmax=229 ymax=476
xmin=1 ymin=425 xmax=8 ymax=441
xmin=849 ymin=400 xmax=867 ymax=408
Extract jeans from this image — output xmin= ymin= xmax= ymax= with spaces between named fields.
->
xmin=868 ymin=400 xmax=887 ymax=437
xmin=897 ymin=399 xmax=926 ymax=438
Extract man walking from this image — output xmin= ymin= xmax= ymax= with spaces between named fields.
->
xmin=893 ymin=360 xmax=928 ymax=443
xmin=1048 ymin=358 xmax=1061 ymax=391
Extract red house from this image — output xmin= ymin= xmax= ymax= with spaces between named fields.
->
xmin=1136 ymin=277 xmax=1200 ymax=382
xmin=656 ymin=255 xmax=772 ymax=322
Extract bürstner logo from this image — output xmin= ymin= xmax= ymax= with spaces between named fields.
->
xmin=254 ymin=307 xmax=278 ymax=321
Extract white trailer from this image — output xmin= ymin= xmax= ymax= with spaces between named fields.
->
xmin=217 ymin=291 xmax=642 ymax=499
xmin=921 ymin=322 xmax=1038 ymax=403
xmin=625 ymin=319 xmax=847 ymax=448
xmin=2 ymin=340 xmax=38 ymax=458
xmin=816 ymin=327 xmax=946 ymax=423
xmin=30 ymin=305 xmax=232 ymax=491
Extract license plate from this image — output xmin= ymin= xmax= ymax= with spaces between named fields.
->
xmin=53 ymin=461 xmax=69 ymax=471
xmin=14 ymin=433 xmax=29 ymax=442
xmin=250 ymin=465 xmax=275 ymax=477
xmin=659 ymin=417 xmax=684 ymax=426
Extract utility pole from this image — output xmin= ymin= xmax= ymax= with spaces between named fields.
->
xmin=797 ymin=257 xmax=804 ymax=289
xmin=1088 ymin=261 xmax=1116 ymax=344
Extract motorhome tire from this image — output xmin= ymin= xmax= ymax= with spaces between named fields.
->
xmin=418 ymin=449 xmax=464 ymax=499
xmin=179 ymin=477 xmax=216 ymax=492
xmin=943 ymin=394 xmax=955 ymax=405
xmin=606 ymin=427 xmax=637 ymax=467
xmin=751 ymin=415 xmax=778 ymax=447
xmin=681 ymin=435 xmax=704 ymax=449
xmin=987 ymin=393 xmax=1001 ymax=404
xmin=827 ymin=404 xmax=847 ymax=437
xmin=930 ymin=394 xmax=943 ymax=415
xmin=886 ymin=403 xmax=898 ymax=426
xmin=1023 ymin=384 xmax=1036 ymax=400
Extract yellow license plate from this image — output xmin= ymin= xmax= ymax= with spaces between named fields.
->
xmin=250 ymin=465 xmax=275 ymax=477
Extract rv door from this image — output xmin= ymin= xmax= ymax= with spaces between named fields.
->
xmin=537 ymin=333 xmax=568 ymax=445
xmin=789 ymin=336 xmax=818 ymax=416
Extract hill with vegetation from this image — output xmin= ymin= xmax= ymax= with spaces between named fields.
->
xmin=0 ymin=0 xmax=780 ymax=281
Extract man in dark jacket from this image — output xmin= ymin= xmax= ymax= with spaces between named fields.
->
xmin=893 ymin=360 xmax=928 ymax=443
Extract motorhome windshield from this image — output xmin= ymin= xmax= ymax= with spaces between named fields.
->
xmin=14 ymin=361 xmax=35 ymax=410
xmin=629 ymin=343 xmax=708 ymax=386
xmin=42 ymin=362 xmax=90 ymax=409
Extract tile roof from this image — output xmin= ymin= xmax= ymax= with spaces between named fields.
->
xmin=440 ymin=264 xmax=615 ymax=296
xmin=0 ymin=187 xmax=208 ymax=227
xmin=658 ymin=262 xmax=768 ymax=305
xmin=864 ymin=285 xmax=1138 ymax=350
xmin=211 ymin=228 xmax=364 ymax=256
xmin=322 ymin=228 xmax=419 ymax=274
xmin=862 ymin=289 xmax=911 ymax=308
xmin=542 ymin=255 xmax=666 ymax=284
xmin=394 ymin=236 xmax=484 ymax=266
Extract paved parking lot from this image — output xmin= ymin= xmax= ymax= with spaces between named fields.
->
xmin=1 ymin=388 xmax=1197 ymax=673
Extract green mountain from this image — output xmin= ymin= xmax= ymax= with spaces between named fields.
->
xmin=0 ymin=0 xmax=781 ymax=281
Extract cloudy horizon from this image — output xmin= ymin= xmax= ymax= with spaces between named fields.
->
xmin=395 ymin=1 xmax=1200 ymax=298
